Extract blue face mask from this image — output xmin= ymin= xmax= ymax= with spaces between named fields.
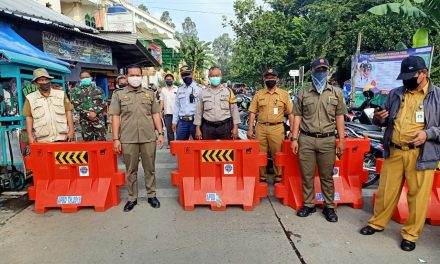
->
xmin=165 ymin=80 xmax=174 ymax=86
xmin=209 ymin=77 xmax=221 ymax=86
xmin=311 ymin=71 xmax=328 ymax=94
xmin=80 ymin=77 xmax=92 ymax=87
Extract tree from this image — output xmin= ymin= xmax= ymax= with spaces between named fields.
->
xmin=160 ymin=11 xmax=176 ymax=28
xmin=176 ymin=17 xmax=198 ymax=43
xmin=179 ymin=39 xmax=214 ymax=81
xmin=138 ymin=4 xmax=149 ymax=14
xmin=212 ymin=33 xmax=233 ymax=80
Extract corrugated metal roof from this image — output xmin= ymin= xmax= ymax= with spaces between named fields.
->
xmin=0 ymin=0 xmax=98 ymax=33
xmin=86 ymin=31 xmax=150 ymax=45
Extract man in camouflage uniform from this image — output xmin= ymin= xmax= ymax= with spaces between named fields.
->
xmin=71 ymin=71 xmax=106 ymax=141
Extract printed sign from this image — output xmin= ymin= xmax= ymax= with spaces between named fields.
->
xmin=352 ymin=46 xmax=433 ymax=93
xmin=201 ymin=149 xmax=234 ymax=162
xmin=224 ymin=164 xmax=234 ymax=175
xmin=79 ymin=166 xmax=89 ymax=177
xmin=57 ymin=196 xmax=82 ymax=205
xmin=42 ymin=31 xmax=112 ymax=65
xmin=316 ymin=192 xmax=341 ymax=202
xmin=206 ymin=193 xmax=218 ymax=202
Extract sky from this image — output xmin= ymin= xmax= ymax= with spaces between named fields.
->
xmin=128 ymin=0 xmax=266 ymax=42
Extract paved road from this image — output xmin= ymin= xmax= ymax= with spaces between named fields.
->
xmin=1 ymin=146 xmax=439 ymax=264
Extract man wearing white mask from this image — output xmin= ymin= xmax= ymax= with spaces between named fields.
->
xmin=109 ymin=66 xmax=165 ymax=212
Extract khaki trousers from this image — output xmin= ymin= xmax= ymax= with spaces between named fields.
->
xmin=298 ymin=135 xmax=336 ymax=208
xmin=122 ymin=142 xmax=157 ymax=201
xmin=256 ymin=123 xmax=284 ymax=181
xmin=368 ymin=147 xmax=434 ymax=242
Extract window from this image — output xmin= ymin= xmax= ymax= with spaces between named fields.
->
xmin=85 ymin=14 xmax=96 ymax=28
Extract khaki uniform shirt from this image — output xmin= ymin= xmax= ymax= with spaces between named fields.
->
xmin=248 ymin=88 xmax=293 ymax=123
xmin=294 ymin=84 xmax=347 ymax=133
xmin=194 ymin=85 xmax=240 ymax=125
xmin=392 ymin=82 xmax=428 ymax=145
xmin=109 ymin=87 xmax=161 ymax=144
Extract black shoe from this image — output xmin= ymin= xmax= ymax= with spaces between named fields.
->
xmin=322 ymin=207 xmax=338 ymax=222
xmin=359 ymin=225 xmax=383 ymax=235
xmin=148 ymin=197 xmax=161 ymax=208
xmin=123 ymin=200 xmax=137 ymax=212
xmin=401 ymin=239 xmax=416 ymax=251
xmin=297 ymin=206 xmax=316 ymax=217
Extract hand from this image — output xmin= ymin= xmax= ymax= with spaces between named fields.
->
xmin=231 ymin=127 xmax=238 ymax=140
xmin=172 ymin=123 xmax=177 ymax=132
xmin=88 ymin=111 xmax=97 ymax=120
xmin=287 ymin=131 xmax=294 ymax=140
xmin=67 ymin=130 xmax=74 ymax=142
xmin=247 ymin=129 xmax=254 ymax=139
xmin=113 ymin=139 xmax=122 ymax=154
xmin=291 ymin=140 xmax=299 ymax=154
xmin=195 ymin=128 xmax=203 ymax=140
xmin=337 ymin=139 xmax=346 ymax=158
xmin=374 ymin=108 xmax=389 ymax=121
xmin=157 ymin=135 xmax=165 ymax=149
xmin=409 ymin=131 xmax=427 ymax=146
xmin=28 ymin=136 xmax=35 ymax=144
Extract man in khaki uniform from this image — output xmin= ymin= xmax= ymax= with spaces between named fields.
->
xmin=247 ymin=68 xmax=294 ymax=183
xmin=291 ymin=58 xmax=347 ymax=222
xmin=109 ymin=66 xmax=165 ymax=212
xmin=23 ymin=68 xmax=74 ymax=143
xmin=195 ymin=67 xmax=240 ymax=140
xmin=360 ymin=56 xmax=440 ymax=251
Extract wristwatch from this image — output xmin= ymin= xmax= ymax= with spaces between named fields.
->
xmin=290 ymin=137 xmax=298 ymax=141
xmin=158 ymin=132 xmax=165 ymax=136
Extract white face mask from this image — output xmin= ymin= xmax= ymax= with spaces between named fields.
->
xmin=128 ymin=76 xmax=142 ymax=88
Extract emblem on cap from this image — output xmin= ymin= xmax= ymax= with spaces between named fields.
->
xmin=320 ymin=59 xmax=325 ymax=64
xmin=181 ymin=66 xmax=188 ymax=71
xmin=268 ymin=69 xmax=273 ymax=73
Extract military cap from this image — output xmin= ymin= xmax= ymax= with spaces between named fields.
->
xmin=311 ymin=58 xmax=330 ymax=70
xmin=180 ymin=65 xmax=193 ymax=75
xmin=32 ymin=68 xmax=53 ymax=82
xmin=263 ymin=68 xmax=279 ymax=77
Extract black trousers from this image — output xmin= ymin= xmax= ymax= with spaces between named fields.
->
xmin=164 ymin=114 xmax=175 ymax=144
xmin=202 ymin=120 xmax=232 ymax=140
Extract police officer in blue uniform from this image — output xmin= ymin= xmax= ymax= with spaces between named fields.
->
xmin=172 ymin=65 xmax=202 ymax=140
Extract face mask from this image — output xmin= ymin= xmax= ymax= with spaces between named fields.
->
xmin=128 ymin=76 xmax=142 ymax=88
xmin=165 ymin=80 xmax=174 ymax=86
xmin=403 ymin=77 xmax=419 ymax=91
xmin=39 ymin=83 xmax=51 ymax=91
xmin=265 ymin=80 xmax=277 ymax=89
xmin=209 ymin=77 xmax=222 ymax=86
xmin=117 ymin=83 xmax=127 ymax=89
xmin=311 ymin=71 xmax=328 ymax=94
xmin=80 ymin=77 xmax=92 ymax=87
xmin=183 ymin=77 xmax=193 ymax=86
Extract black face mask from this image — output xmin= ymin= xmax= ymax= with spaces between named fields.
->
xmin=265 ymin=80 xmax=277 ymax=89
xmin=39 ymin=83 xmax=51 ymax=91
xmin=403 ymin=77 xmax=419 ymax=91
xmin=118 ymin=83 xmax=127 ymax=89
xmin=183 ymin=77 xmax=193 ymax=86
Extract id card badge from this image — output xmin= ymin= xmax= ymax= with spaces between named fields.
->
xmin=273 ymin=107 xmax=278 ymax=115
xmin=416 ymin=111 xmax=424 ymax=123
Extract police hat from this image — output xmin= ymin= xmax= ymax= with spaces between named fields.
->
xmin=396 ymin=56 xmax=427 ymax=80
xmin=311 ymin=58 xmax=330 ymax=70
xmin=264 ymin=68 xmax=279 ymax=77
xmin=180 ymin=65 xmax=193 ymax=76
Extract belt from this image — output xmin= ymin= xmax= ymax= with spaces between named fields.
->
xmin=301 ymin=130 xmax=335 ymax=138
xmin=259 ymin=122 xmax=283 ymax=126
xmin=390 ymin=142 xmax=420 ymax=151
xmin=203 ymin=118 xmax=231 ymax=127
xmin=179 ymin=115 xmax=194 ymax=121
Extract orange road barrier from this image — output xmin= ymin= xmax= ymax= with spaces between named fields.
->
xmin=26 ymin=142 xmax=125 ymax=213
xmin=170 ymin=140 xmax=268 ymax=210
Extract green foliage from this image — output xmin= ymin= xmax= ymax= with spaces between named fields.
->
xmin=212 ymin=33 xmax=233 ymax=80
xmin=413 ymin=28 xmax=429 ymax=47
xmin=160 ymin=11 xmax=176 ymax=28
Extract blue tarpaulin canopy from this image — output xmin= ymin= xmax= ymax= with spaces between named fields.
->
xmin=0 ymin=22 xmax=70 ymax=73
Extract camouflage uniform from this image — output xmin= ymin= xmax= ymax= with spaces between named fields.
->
xmin=71 ymin=83 xmax=106 ymax=141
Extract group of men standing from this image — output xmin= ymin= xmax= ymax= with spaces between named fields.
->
xmin=23 ymin=55 xmax=440 ymax=251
